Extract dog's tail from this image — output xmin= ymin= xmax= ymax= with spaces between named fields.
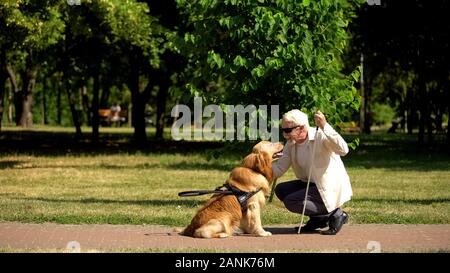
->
xmin=180 ymin=224 xmax=196 ymax=237
xmin=173 ymin=225 xmax=195 ymax=237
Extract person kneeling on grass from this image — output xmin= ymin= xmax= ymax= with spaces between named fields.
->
xmin=272 ymin=109 xmax=352 ymax=235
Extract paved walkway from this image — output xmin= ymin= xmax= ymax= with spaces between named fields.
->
xmin=0 ymin=222 xmax=449 ymax=252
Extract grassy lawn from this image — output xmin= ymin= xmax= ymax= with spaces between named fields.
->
xmin=0 ymin=126 xmax=449 ymax=226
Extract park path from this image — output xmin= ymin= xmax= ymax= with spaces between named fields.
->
xmin=0 ymin=222 xmax=449 ymax=252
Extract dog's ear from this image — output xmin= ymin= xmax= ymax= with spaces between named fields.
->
xmin=256 ymin=151 xmax=273 ymax=182
xmin=242 ymin=153 xmax=258 ymax=169
xmin=242 ymin=152 xmax=273 ymax=182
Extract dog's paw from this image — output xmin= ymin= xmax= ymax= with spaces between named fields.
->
xmin=257 ymin=231 xmax=272 ymax=237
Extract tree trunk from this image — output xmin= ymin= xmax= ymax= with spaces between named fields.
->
xmin=92 ymin=72 xmax=100 ymax=144
xmin=130 ymin=80 xmax=147 ymax=144
xmin=81 ymin=85 xmax=91 ymax=126
xmin=6 ymin=64 xmax=20 ymax=125
xmin=447 ymin=107 xmax=450 ymax=145
xmin=418 ymin=81 xmax=426 ymax=147
xmin=63 ymin=24 xmax=81 ymax=138
xmin=100 ymin=79 xmax=110 ymax=109
xmin=129 ymin=49 xmax=147 ymax=145
xmin=41 ymin=77 xmax=48 ymax=125
xmin=65 ymin=82 xmax=82 ymax=139
xmin=19 ymin=90 xmax=33 ymax=128
xmin=435 ymin=111 xmax=443 ymax=132
xmin=0 ymin=47 xmax=6 ymax=131
xmin=426 ymin=109 xmax=433 ymax=145
xmin=406 ymin=89 xmax=414 ymax=134
xmin=130 ymin=94 xmax=147 ymax=144
xmin=155 ymin=75 xmax=169 ymax=139
xmin=56 ymin=75 xmax=62 ymax=125
xmin=7 ymin=84 xmax=13 ymax=124
xmin=359 ymin=53 xmax=371 ymax=134
xmin=403 ymin=109 xmax=408 ymax=133
xmin=14 ymin=94 xmax=21 ymax=125
xmin=359 ymin=53 xmax=365 ymax=134
xmin=19 ymin=61 xmax=39 ymax=128
xmin=363 ymin=80 xmax=371 ymax=134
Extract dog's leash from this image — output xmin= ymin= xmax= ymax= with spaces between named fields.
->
xmin=178 ymin=189 xmax=233 ymax=197
xmin=268 ymin=178 xmax=278 ymax=202
xmin=178 ymin=183 xmax=236 ymax=197
xmin=178 ymin=184 xmax=262 ymax=211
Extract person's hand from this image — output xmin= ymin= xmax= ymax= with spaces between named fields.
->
xmin=314 ymin=110 xmax=327 ymax=130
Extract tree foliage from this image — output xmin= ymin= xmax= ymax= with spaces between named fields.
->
xmin=0 ymin=0 xmax=65 ymax=127
xmin=1 ymin=0 xmax=165 ymax=142
xmin=1 ymin=0 xmax=64 ymax=51
xmin=175 ymin=0 xmax=364 ymax=125
xmin=348 ymin=0 xmax=450 ymax=144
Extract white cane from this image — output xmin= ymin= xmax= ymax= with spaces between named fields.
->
xmin=298 ymin=126 xmax=319 ymax=234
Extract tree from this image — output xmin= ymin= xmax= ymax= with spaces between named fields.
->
xmin=175 ymin=0 xmax=363 ymax=129
xmin=98 ymin=0 xmax=162 ymax=144
xmin=146 ymin=0 xmax=186 ymax=139
xmin=60 ymin=0 xmax=161 ymax=143
xmin=2 ymin=0 xmax=168 ymax=144
xmin=348 ymin=0 xmax=450 ymax=145
xmin=0 ymin=0 xmax=64 ymax=128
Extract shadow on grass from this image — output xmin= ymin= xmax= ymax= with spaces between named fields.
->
xmin=1 ymin=162 xmax=165 ymax=170
xmin=352 ymin=197 xmax=450 ymax=205
xmin=0 ymin=130 xmax=228 ymax=156
xmin=19 ymin=197 xmax=205 ymax=207
xmin=0 ymin=161 xmax=236 ymax=172
xmin=343 ymin=148 xmax=450 ymax=171
xmin=0 ymin=160 xmax=23 ymax=169
xmin=1 ymin=129 xmax=449 ymax=172
xmin=167 ymin=161 xmax=237 ymax=172
xmin=342 ymin=133 xmax=450 ymax=171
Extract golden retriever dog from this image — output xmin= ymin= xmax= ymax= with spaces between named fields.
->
xmin=181 ymin=141 xmax=284 ymax=238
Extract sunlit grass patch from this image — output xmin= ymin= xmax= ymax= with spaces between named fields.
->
xmin=0 ymin=130 xmax=449 ymax=226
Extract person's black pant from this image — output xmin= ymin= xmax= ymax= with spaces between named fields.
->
xmin=275 ymin=180 xmax=342 ymax=222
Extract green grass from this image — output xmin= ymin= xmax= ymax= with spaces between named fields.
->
xmin=0 ymin=126 xmax=449 ymax=226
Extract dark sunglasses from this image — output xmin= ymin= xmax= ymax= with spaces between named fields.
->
xmin=281 ymin=125 xmax=303 ymax=133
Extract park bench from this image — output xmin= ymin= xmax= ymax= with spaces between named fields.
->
xmin=98 ymin=109 xmax=127 ymax=126
xmin=98 ymin=109 xmax=111 ymax=126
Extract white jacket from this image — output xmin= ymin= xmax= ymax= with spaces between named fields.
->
xmin=272 ymin=123 xmax=352 ymax=212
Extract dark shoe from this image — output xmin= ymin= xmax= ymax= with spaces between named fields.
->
xmin=294 ymin=219 xmax=328 ymax=233
xmin=321 ymin=211 xmax=348 ymax=235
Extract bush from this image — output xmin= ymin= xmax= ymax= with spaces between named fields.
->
xmin=371 ymin=103 xmax=396 ymax=126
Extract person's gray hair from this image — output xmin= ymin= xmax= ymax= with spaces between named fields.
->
xmin=282 ymin=109 xmax=310 ymax=129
